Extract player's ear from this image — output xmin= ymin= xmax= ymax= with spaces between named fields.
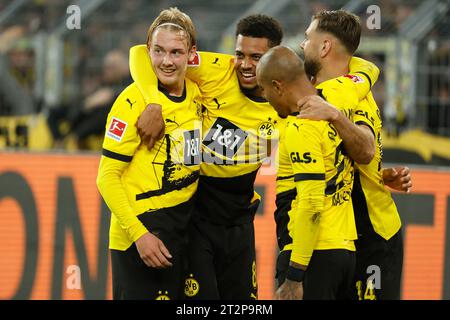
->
xmin=272 ymin=79 xmax=283 ymax=96
xmin=320 ymin=39 xmax=332 ymax=58
xmin=188 ymin=45 xmax=197 ymax=63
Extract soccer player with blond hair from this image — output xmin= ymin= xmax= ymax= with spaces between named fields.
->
xmin=97 ymin=7 xmax=202 ymax=300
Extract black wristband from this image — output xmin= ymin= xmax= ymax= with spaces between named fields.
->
xmin=286 ymin=265 xmax=305 ymax=282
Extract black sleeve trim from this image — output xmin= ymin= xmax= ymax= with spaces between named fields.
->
xmin=294 ymin=173 xmax=325 ymax=182
xmin=355 ymin=121 xmax=375 ymax=138
xmin=102 ymin=148 xmax=133 ymax=162
xmin=355 ymin=71 xmax=372 ymax=88
xmin=276 ymin=175 xmax=295 ymax=181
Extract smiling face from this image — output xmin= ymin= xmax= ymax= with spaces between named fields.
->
xmin=148 ymin=27 xmax=196 ymax=95
xmin=234 ymin=35 xmax=271 ymax=94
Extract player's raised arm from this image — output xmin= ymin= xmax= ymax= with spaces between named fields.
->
xmin=130 ymin=44 xmax=159 ymax=104
xmin=129 ymin=45 xmax=165 ymax=150
xmin=348 ymin=56 xmax=380 ymax=100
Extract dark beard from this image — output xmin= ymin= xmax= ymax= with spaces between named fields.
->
xmin=304 ymin=57 xmax=321 ymax=79
xmin=240 ymin=85 xmax=264 ymax=101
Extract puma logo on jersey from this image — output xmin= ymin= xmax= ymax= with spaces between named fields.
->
xmin=213 ymin=98 xmax=226 ymax=109
xmin=166 ymin=117 xmax=180 ymax=128
xmin=126 ymin=98 xmax=136 ymax=109
xmin=106 ymin=117 xmax=127 ymax=142
xmin=212 ymin=57 xmax=220 ymax=66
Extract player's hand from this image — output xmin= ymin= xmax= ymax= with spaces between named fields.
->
xmin=383 ymin=166 xmax=412 ymax=193
xmin=275 ymin=279 xmax=303 ymax=300
xmin=297 ymin=95 xmax=339 ymax=122
xmin=136 ymin=103 xmax=165 ymax=151
xmin=135 ymin=232 xmax=173 ymax=268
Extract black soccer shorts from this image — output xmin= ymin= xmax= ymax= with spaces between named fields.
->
xmin=110 ymin=206 xmax=192 ymax=300
xmin=183 ymin=217 xmax=258 ymax=300
xmin=303 ymin=249 xmax=356 ymax=300
xmin=353 ymin=229 xmax=403 ymax=300
xmin=276 ymin=249 xmax=356 ymax=300
xmin=111 ymin=244 xmax=186 ymax=300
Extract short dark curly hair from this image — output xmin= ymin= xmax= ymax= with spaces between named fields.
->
xmin=235 ymin=14 xmax=283 ymax=48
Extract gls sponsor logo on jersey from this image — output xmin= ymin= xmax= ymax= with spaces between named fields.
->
xmin=290 ymin=152 xmax=316 ymax=164
xmin=106 ymin=117 xmax=127 ymax=142
xmin=355 ymin=109 xmax=375 ymax=126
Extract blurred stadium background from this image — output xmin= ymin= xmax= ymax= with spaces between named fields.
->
xmin=0 ymin=0 xmax=449 ymax=300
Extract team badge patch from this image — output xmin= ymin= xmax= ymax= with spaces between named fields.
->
xmin=106 ymin=117 xmax=127 ymax=142
xmin=188 ymin=52 xmax=200 ymax=66
xmin=185 ymin=274 xmax=200 ymax=297
xmin=258 ymin=121 xmax=275 ymax=138
xmin=344 ymin=74 xmax=364 ymax=83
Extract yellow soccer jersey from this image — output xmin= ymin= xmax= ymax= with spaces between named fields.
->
xmin=285 ymin=116 xmax=357 ymax=267
xmin=130 ymin=45 xmax=281 ymax=225
xmin=352 ymin=92 xmax=402 ymax=240
xmin=275 ymin=76 xmax=360 ymax=254
xmin=97 ymin=81 xmax=202 ymax=250
xmin=187 ymin=51 xmax=280 ymax=177
xmin=276 ymin=75 xmax=362 ymax=196
xmin=275 ymin=60 xmax=379 ymax=251
xmin=130 ymin=45 xmax=280 ymax=176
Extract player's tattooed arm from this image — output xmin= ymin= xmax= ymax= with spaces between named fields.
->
xmin=297 ymin=95 xmax=375 ymax=164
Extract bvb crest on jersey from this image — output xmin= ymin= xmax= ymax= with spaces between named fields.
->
xmin=257 ymin=117 xmax=277 ymax=138
xmin=185 ymin=274 xmax=200 ymax=297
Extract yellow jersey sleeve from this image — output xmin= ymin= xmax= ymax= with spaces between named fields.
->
xmin=186 ymin=51 xmax=236 ymax=101
xmin=318 ymin=76 xmax=359 ymax=119
xmin=354 ymin=95 xmax=377 ymax=137
xmin=285 ymin=119 xmax=326 ymax=267
xmin=97 ymin=84 xmax=149 ymax=243
xmin=129 ymin=44 xmax=160 ymax=104
xmin=97 ymin=156 xmax=148 ymax=242
xmin=348 ymin=56 xmax=380 ymax=100
xmin=102 ymin=84 xmax=144 ymax=157
xmin=130 ymin=45 xmax=233 ymax=110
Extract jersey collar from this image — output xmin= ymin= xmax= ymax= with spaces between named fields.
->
xmin=157 ymin=80 xmax=187 ymax=103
